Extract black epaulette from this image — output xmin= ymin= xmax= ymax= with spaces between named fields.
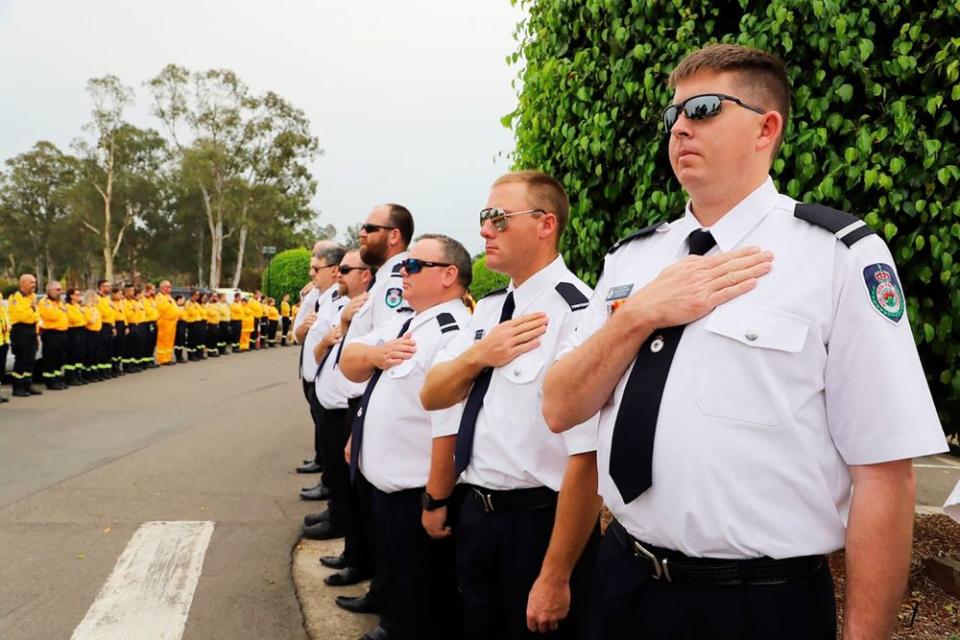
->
xmin=331 ymin=290 xmax=340 ymax=300
xmin=555 ymin=282 xmax=589 ymax=311
xmin=481 ymin=287 xmax=508 ymax=299
xmin=391 ymin=262 xmax=404 ymax=275
xmin=436 ymin=312 xmax=459 ymax=334
xmin=608 ymin=222 xmax=664 ymax=254
xmin=794 ymin=203 xmax=876 ymax=248
xmin=397 ymin=306 xmax=413 ymax=314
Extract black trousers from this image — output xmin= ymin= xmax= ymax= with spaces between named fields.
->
xmin=205 ymin=323 xmax=218 ymax=352
xmin=113 ymin=321 xmax=126 ymax=370
xmin=99 ymin=325 xmax=114 ymax=372
xmin=144 ymin=321 xmax=157 ymax=362
xmin=251 ymin=318 xmax=260 ymax=347
xmin=343 ymin=399 xmax=376 ymax=573
xmin=371 ymin=487 xmax=463 ymax=640
xmin=281 ymin=317 xmax=291 ymax=344
xmin=40 ymin=330 xmax=66 ymax=383
xmin=191 ymin=322 xmax=206 ymax=356
xmin=588 ymin=531 xmax=837 ymax=640
xmin=10 ymin=323 xmax=38 ymax=384
xmin=175 ymin=321 xmax=187 ymax=348
xmin=303 ymin=379 xmax=326 ymax=466
xmin=218 ymin=322 xmax=229 ymax=351
xmin=124 ymin=324 xmax=140 ymax=367
xmin=0 ymin=343 xmax=8 ymax=385
xmin=354 ymin=471 xmax=394 ymax=633
xmin=66 ymin=327 xmax=86 ymax=375
xmin=267 ymin=319 xmax=278 ymax=345
xmin=84 ymin=330 xmax=100 ymax=374
xmin=230 ymin=320 xmax=241 ymax=348
xmin=320 ymin=407 xmax=351 ymax=531
xmin=456 ymin=491 xmax=599 ymax=640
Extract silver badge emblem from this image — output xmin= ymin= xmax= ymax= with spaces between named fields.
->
xmin=650 ymin=336 xmax=664 ymax=353
xmin=745 ymin=330 xmax=759 ymax=342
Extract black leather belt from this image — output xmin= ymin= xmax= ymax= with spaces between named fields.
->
xmin=465 ymin=485 xmax=557 ymax=513
xmin=609 ymin=519 xmax=825 ymax=586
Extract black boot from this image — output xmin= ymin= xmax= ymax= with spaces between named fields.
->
xmin=12 ymin=379 xmax=29 ymax=398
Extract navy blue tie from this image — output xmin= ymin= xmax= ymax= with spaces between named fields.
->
xmin=298 ymin=295 xmax=322 ymax=377
xmin=350 ymin=317 xmax=413 ymax=481
xmin=454 ymin=291 xmax=515 ymax=476
xmin=609 ymin=229 xmax=716 ymax=503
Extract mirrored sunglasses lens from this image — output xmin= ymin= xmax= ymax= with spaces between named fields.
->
xmin=663 ymin=106 xmax=679 ymax=131
xmin=404 ymin=260 xmax=421 ymax=274
xmin=685 ymin=95 xmax=722 ymax=120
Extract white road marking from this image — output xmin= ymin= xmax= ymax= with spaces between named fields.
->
xmin=913 ymin=464 xmax=960 ymax=470
xmin=71 ymin=521 xmax=215 ymax=640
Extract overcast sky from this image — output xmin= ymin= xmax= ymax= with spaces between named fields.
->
xmin=0 ymin=0 xmax=524 ymax=255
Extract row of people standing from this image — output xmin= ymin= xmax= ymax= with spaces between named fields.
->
xmin=1 ymin=277 xmax=296 ymax=401
xmin=288 ymin=41 xmax=948 ymax=640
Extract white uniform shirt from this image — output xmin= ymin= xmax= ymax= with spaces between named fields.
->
xmin=436 ymin=256 xmax=598 ymax=492
xmin=567 ymin=177 xmax=947 ymax=559
xmin=300 ymin=284 xmax=342 ymax=381
xmin=356 ymin=299 xmax=472 ymax=493
xmin=945 ymin=480 xmax=960 ymax=523
xmin=314 ymin=294 xmax=351 ymax=410
xmin=338 ymin=252 xmax=413 ymax=399
xmin=293 ymin=286 xmax=321 ymax=344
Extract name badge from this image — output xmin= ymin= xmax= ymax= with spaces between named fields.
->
xmin=606 ymin=284 xmax=633 ymax=314
xmin=475 ymin=329 xmax=485 ymax=340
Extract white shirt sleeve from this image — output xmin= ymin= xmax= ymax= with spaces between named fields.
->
xmin=553 ymin=309 xmax=600 ymax=454
xmin=825 ymin=236 xmax=947 ymax=464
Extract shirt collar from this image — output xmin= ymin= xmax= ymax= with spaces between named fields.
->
xmin=408 ymin=297 xmax=469 ymax=333
xmin=376 ymin=251 xmax=409 ymax=282
xmin=509 ymin=255 xmax=567 ymax=315
xmin=678 ymin=176 xmax=779 ymax=253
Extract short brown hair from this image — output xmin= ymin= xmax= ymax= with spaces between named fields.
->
xmin=416 ymin=233 xmax=472 ymax=289
xmin=669 ymin=44 xmax=790 ymax=152
xmin=491 ymin=170 xmax=569 ymax=246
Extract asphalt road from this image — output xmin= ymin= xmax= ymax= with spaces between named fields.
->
xmin=0 ymin=346 xmax=317 ymax=640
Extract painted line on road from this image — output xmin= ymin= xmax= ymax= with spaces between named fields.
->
xmin=913 ymin=464 xmax=960 ymax=470
xmin=70 ymin=521 xmax=215 ymax=640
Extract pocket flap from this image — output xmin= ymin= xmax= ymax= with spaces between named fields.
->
xmin=499 ymin=351 xmax=545 ymax=384
xmin=704 ymin=304 xmax=809 ymax=353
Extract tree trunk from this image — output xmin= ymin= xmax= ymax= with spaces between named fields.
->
xmin=197 ymin=227 xmax=205 ymax=287
xmin=201 ymin=186 xmax=223 ymax=289
xmin=101 ymin=142 xmax=115 ymax=281
xmin=45 ymin=248 xmax=54 ymax=287
xmin=231 ymin=224 xmax=248 ymax=289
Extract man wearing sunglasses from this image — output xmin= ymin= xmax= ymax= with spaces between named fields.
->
xmin=331 ymin=203 xmax=415 ymax=640
xmin=309 ymin=251 xmax=373 ymax=571
xmin=543 ymin=44 xmax=947 ymax=640
xmin=297 ymin=245 xmax=347 ymax=485
xmin=340 ymin=234 xmax=473 ymax=640
xmin=417 ymin=170 xmax=598 ymax=639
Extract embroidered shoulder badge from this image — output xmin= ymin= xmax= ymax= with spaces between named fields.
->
xmin=863 ymin=263 xmax=904 ymax=323
xmin=385 ymin=287 xmax=403 ymax=309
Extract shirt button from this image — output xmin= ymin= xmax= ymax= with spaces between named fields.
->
xmin=650 ymin=337 xmax=664 ymax=353
xmin=513 ymin=367 xmax=522 ymax=377
xmin=745 ymin=330 xmax=759 ymax=342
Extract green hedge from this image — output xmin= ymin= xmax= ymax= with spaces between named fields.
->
xmin=469 ymin=255 xmax=510 ymax=300
xmin=262 ymin=248 xmax=310 ymax=303
xmin=508 ymin=0 xmax=960 ymax=438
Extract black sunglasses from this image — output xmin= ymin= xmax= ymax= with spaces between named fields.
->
xmin=309 ymin=264 xmax=338 ymax=273
xmin=401 ymin=258 xmax=453 ymax=274
xmin=661 ymin=93 xmax=766 ymax=132
xmin=338 ymin=265 xmax=370 ymax=275
xmin=360 ymin=223 xmax=397 ymax=234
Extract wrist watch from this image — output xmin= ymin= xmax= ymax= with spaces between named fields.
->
xmin=421 ymin=491 xmax=449 ymax=511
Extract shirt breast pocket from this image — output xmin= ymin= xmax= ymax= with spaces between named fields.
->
xmin=694 ymin=304 xmax=810 ymax=426
xmin=485 ymin=350 xmax=546 ymax=426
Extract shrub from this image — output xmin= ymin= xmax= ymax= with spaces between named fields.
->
xmin=508 ymin=0 xmax=960 ymax=438
xmin=470 ymin=255 xmax=510 ymax=300
xmin=262 ymin=248 xmax=310 ymax=303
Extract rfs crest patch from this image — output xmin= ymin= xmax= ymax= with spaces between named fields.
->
xmin=863 ymin=263 xmax=904 ymax=323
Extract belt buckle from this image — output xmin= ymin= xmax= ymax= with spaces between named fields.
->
xmin=632 ymin=540 xmax=672 ymax=582
xmin=473 ymin=488 xmax=495 ymax=513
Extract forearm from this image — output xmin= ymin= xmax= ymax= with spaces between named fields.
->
xmin=843 ymin=460 xmax=916 ymax=640
xmin=426 ymin=436 xmax=457 ymax=498
xmin=339 ymin=343 xmax=378 ymax=383
xmin=294 ymin=322 xmax=309 ymax=343
xmin=543 ymin=312 xmax=654 ymax=432
xmin=421 ymin=347 xmax=487 ymax=410
xmin=539 ymin=452 xmax=602 ymax=582
xmin=312 ymin=341 xmax=332 ymax=365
